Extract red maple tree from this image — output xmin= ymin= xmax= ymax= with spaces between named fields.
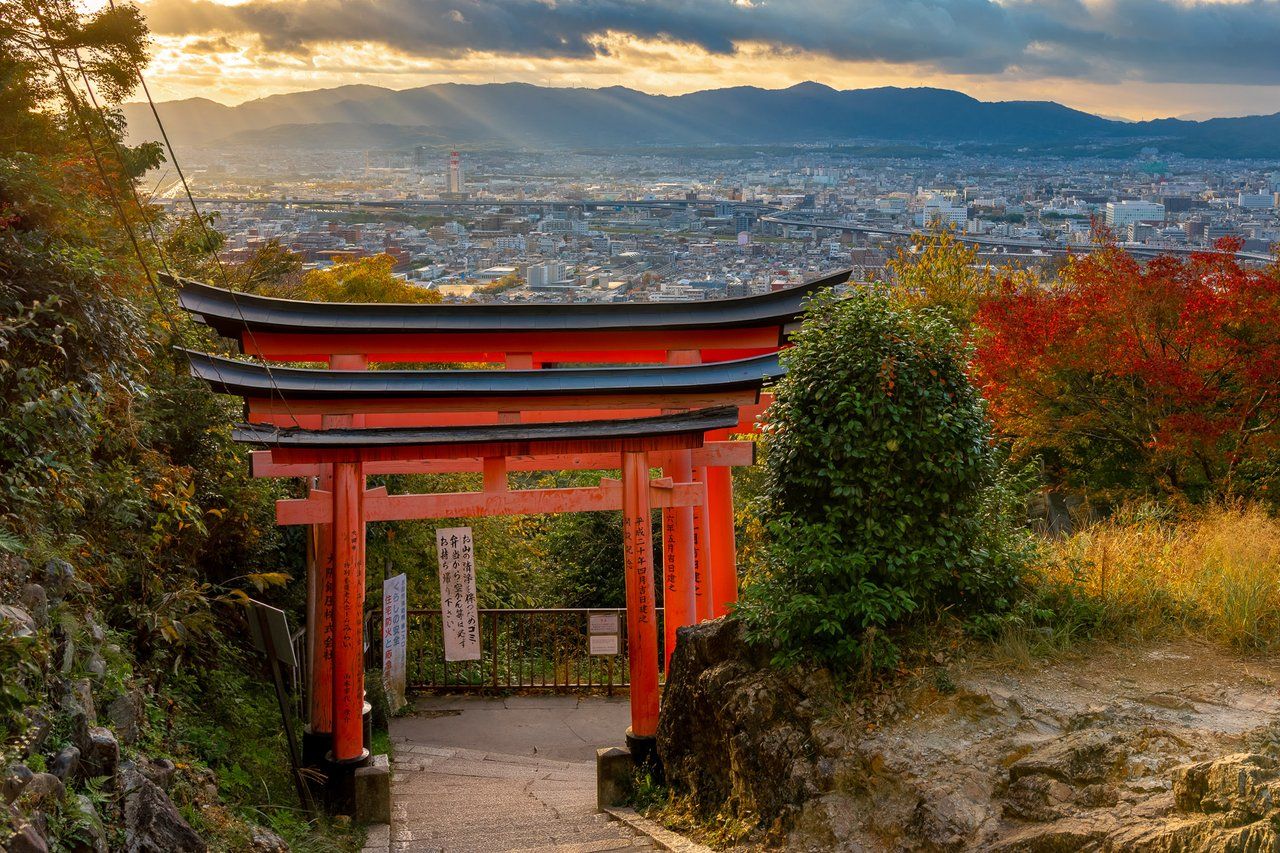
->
xmin=973 ymin=239 xmax=1280 ymax=500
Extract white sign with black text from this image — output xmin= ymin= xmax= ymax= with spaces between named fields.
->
xmin=382 ymin=573 xmax=407 ymax=713
xmin=436 ymin=527 xmax=481 ymax=662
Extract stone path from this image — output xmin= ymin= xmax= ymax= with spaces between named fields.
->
xmin=363 ymin=696 xmax=649 ymax=853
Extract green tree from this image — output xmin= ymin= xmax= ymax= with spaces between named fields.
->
xmin=737 ymin=291 xmax=1022 ymax=669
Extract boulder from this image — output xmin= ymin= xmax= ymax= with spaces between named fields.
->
xmin=139 ymin=758 xmax=177 ymax=791
xmin=657 ymin=617 xmax=833 ymax=834
xmin=122 ymin=767 xmax=207 ymax=853
xmin=20 ymin=773 xmax=64 ymax=805
xmin=42 ymin=559 xmax=75 ymax=599
xmin=0 ymin=604 xmax=36 ymax=637
xmin=250 ymin=826 xmax=289 ymax=851
xmin=5 ymin=820 xmax=49 ymax=853
xmin=50 ymin=746 xmax=80 ymax=783
xmin=80 ymin=727 xmax=119 ymax=781
xmin=108 ymin=690 xmax=145 ymax=746
xmin=3 ymin=763 xmax=34 ymax=804
xmin=19 ymin=583 xmax=47 ymax=628
xmin=66 ymin=793 xmax=108 ymax=853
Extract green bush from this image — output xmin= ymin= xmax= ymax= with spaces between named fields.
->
xmin=738 ymin=291 xmax=1025 ymax=669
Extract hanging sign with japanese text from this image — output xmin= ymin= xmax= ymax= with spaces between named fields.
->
xmin=436 ymin=527 xmax=481 ymax=662
xmin=382 ymin=573 xmax=407 ymax=713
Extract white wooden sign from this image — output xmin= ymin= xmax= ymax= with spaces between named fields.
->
xmin=382 ymin=573 xmax=407 ymax=713
xmin=589 ymin=612 xmax=619 ymax=635
xmin=436 ymin=527 xmax=481 ymax=662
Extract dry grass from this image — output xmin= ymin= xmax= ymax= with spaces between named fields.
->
xmin=1039 ymin=503 xmax=1280 ymax=650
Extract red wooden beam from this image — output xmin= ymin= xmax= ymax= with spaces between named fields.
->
xmin=239 ymin=328 xmax=783 ymax=363
xmin=245 ymin=389 xmax=758 ymax=422
xmin=250 ymin=441 xmax=754 ymax=478
xmin=277 ymin=480 xmax=705 ymax=525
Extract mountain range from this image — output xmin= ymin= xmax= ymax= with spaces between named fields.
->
xmin=122 ymin=81 xmax=1280 ymax=158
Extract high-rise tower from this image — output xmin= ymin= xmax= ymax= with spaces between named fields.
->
xmin=447 ymin=150 xmax=464 ymax=194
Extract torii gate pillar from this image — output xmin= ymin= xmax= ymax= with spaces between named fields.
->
xmin=621 ymin=450 xmax=660 ymax=748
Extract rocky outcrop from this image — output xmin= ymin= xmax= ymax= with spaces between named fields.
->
xmin=657 ymin=618 xmax=839 ymax=838
xmin=656 ymin=620 xmax=1280 ymax=851
xmin=122 ymin=766 xmax=208 ymax=853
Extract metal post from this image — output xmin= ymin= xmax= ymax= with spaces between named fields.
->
xmin=621 ymin=451 xmax=660 ymax=739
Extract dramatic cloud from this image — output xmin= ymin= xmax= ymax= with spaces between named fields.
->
xmin=139 ymin=0 xmax=1280 ymax=85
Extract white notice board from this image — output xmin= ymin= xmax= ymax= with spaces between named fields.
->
xmin=382 ymin=573 xmax=407 ymax=713
xmin=588 ymin=610 xmax=620 ymax=656
xmin=437 ymin=527 xmax=481 ymax=662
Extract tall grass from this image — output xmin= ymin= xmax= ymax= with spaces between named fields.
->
xmin=1036 ymin=503 xmax=1280 ymax=650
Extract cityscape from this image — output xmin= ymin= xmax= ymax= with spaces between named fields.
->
xmin=165 ymin=141 xmax=1280 ymax=304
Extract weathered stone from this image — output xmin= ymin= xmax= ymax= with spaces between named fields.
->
xmin=20 ymin=583 xmax=47 ymax=628
xmin=4 ymin=763 xmax=34 ymax=804
xmin=85 ymin=616 xmax=105 ymax=645
xmin=80 ymin=727 xmax=119 ymax=781
xmin=5 ymin=820 xmax=49 ymax=853
xmin=191 ymin=766 xmax=219 ymax=802
xmin=139 ymin=758 xmax=177 ymax=791
xmin=50 ymin=746 xmax=81 ymax=783
xmin=657 ymin=617 xmax=831 ymax=835
xmin=122 ymin=767 xmax=207 ymax=853
xmin=1007 ymin=729 xmax=1128 ymax=786
xmin=250 ymin=826 xmax=289 ymax=851
xmin=63 ymin=678 xmax=96 ymax=732
xmin=987 ymin=816 xmax=1114 ymax=852
xmin=21 ymin=773 xmax=65 ymax=805
xmin=108 ymin=690 xmax=145 ymax=746
xmin=42 ymin=559 xmax=75 ymax=598
xmin=596 ymin=746 xmax=634 ymax=810
xmin=66 ymin=793 xmax=108 ymax=853
xmin=0 ymin=604 xmax=36 ymax=637
xmin=1173 ymin=753 xmax=1278 ymax=818
xmin=354 ymin=758 xmax=392 ymax=824
xmin=85 ymin=650 xmax=107 ymax=679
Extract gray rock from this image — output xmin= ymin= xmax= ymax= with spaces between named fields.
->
xmin=3 ymin=763 xmax=34 ymax=804
xmin=65 ymin=678 xmax=96 ymax=726
xmin=139 ymin=758 xmax=177 ymax=791
xmin=1007 ymin=729 xmax=1128 ymax=786
xmin=80 ymin=727 xmax=119 ymax=781
xmin=42 ymin=559 xmax=75 ymax=598
xmin=21 ymin=773 xmax=64 ymax=805
xmin=66 ymin=793 xmax=108 ymax=853
xmin=108 ymin=691 xmax=145 ymax=746
xmin=19 ymin=583 xmax=47 ymax=628
xmin=122 ymin=767 xmax=208 ymax=853
xmin=85 ymin=617 xmax=105 ymax=646
xmin=50 ymin=746 xmax=80 ymax=783
xmin=250 ymin=826 xmax=289 ymax=851
xmin=0 ymin=604 xmax=36 ymax=637
xmin=86 ymin=650 xmax=107 ymax=679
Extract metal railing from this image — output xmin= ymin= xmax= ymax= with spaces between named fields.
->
xmin=367 ymin=608 xmax=665 ymax=694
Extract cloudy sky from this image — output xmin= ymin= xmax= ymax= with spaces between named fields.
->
xmin=133 ymin=0 xmax=1280 ymax=119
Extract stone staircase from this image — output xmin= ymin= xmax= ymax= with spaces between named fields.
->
xmin=362 ymin=742 xmax=651 ymax=853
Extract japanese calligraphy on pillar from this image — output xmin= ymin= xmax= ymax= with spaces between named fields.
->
xmin=382 ymin=573 xmax=407 ymax=713
xmin=623 ymin=513 xmax=652 ymax=625
xmin=436 ymin=527 xmax=480 ymax=662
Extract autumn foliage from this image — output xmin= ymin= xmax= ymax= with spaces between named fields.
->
xmin=973 ymin=239 xmax=1280 ymax=502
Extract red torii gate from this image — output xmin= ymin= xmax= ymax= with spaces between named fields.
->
xmin=172 ymin=268 xmax=851 ymax=783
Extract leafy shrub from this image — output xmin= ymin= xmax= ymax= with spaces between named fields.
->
xmin=738 ymin=291 xmax=1025 ymax=669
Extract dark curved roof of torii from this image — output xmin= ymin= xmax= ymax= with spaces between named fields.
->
xmin=183 ymin=349 xmax=783 ymax=399
xmin=166 ymin=268 xmax=851 ymax=337
xmin=233 ymin=406 xmax=740 ymax=449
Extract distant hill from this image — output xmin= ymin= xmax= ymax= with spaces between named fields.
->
xmin=122 ymin=81 xmax=1280 ymax=157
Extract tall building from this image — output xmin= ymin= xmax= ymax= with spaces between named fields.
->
xmin=413 ymin=146 xmax=430 ymax=171
xmin=447 ymin=150 xmax=464 ymax=194
xmin=1105 ymin=200 xmax=1165 ymax=228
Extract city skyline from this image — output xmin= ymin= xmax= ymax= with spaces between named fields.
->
xmin=129 ymin=0 xmax=1280 ymax=121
